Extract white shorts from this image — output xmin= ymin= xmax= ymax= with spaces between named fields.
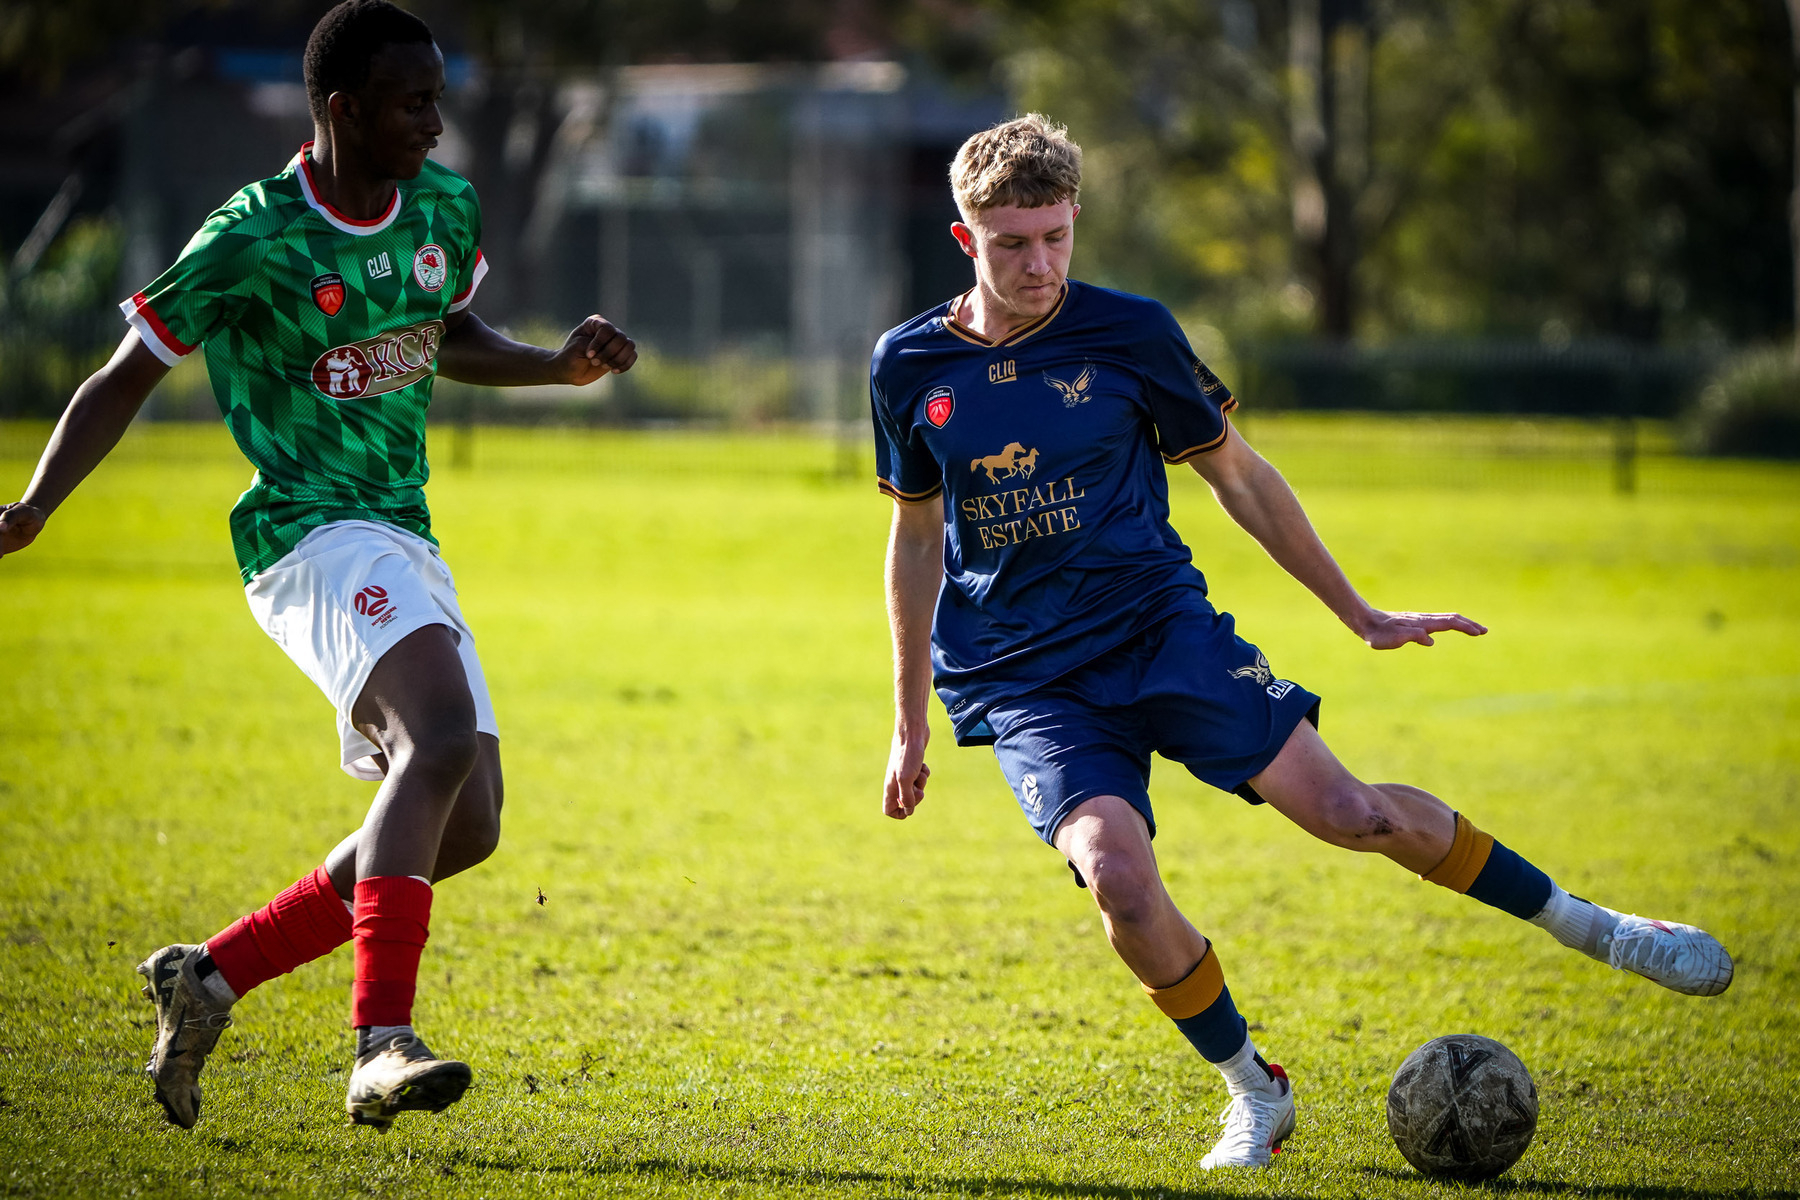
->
xmin=245 ymin=520 xmax=499 ymax=781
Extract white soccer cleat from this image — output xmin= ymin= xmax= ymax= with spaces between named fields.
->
xmin=345 ymin=1032 xmax=472 ymax=1133
xmin=1600 ymin=911 xmax=1734 ymax=996
xmin=1200 ymin=1063 xmax=1296 ymax=1169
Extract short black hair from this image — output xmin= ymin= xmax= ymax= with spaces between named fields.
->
xmin=303 ymin=0 xmax=435 ymax=127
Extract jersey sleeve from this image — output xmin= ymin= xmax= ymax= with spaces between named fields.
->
xmin=118 ymin=216 xmax=251 ymax=365
xmin=446 ymin=183 xmax=487 ymax=314
xmin=1137 ymin=303 xmax=1239 ymax=463
xmin=870 ymin=343 xmax=944 ymax=502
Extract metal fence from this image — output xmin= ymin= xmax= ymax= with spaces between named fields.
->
xmin=1235 ymin=340 xmax=1722 ymax=418
xmin=5 ymin=411 xmax=1782 ymax=498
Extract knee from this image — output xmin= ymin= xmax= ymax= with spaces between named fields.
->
xmin=460 ymin=780 xmax=505 ymax=863
xmin=1311 ymin=781 xmax=1399 ymax=849
xmin=453 ymin=809 xmax=503 ymax=867
xmin=395 ymin=718 xmax=481 ymax=789
xmin=1083 ymin=850 xmax=1165 ymax=930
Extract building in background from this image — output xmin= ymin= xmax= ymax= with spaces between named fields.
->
xmin=0 ymin=23 xmax=1003 ymax=424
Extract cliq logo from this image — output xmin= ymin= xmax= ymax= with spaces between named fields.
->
xmin=312 ymin=319 xmax=446 ymax=400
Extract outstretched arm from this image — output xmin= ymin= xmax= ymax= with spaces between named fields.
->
xmin=1188 ymin=426 xmax=1486 ymax=649
xmin=0 ymin=332 xmax=171 ymax=560
xmin=436 ymin=310 xmax=637 ymax=388
xmin=883 ymin=495 xmax=944 ymax=819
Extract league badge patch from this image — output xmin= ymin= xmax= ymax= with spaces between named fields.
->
xmin=310 ymin=272 xmax=346 ymax=317
xmin=1193 ymin=358 xmax=1227 ymax=396
xmin=925 ymin=385 xmax=955 ymax=427
xmin=412 ymin=244 xmax=448 ymax=292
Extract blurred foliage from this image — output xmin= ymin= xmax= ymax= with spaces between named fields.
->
xmin=0 ymin=0 xmax=233 ymax=89
xmin=1 ymin=0 xmax=1791 ymax=420
xmin=1684 ymin=350 xmax=1800 ymax=459
xmin=982 ymin=0 xmax=1792 ymax=347
xmin=0 ymin=216 xmax=122 ymax=417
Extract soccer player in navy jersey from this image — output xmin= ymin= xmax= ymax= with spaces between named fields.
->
xmin=871 ymin=115 xmax=1733 ymax=1169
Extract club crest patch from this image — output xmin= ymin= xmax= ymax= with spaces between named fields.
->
xmin=925 ymin=386 xmax=955 ymax=427
xmin=310 ymin=272 xmax=346 ymax=317
xmin=412 ymin=244 xmax=448 ymax=292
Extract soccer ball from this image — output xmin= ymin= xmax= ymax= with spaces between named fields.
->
xmin=1386 ymin=1034 xmax=1538 ymax=1179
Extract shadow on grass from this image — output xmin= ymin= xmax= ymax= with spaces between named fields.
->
xmin=443 ymin=1155 xmax=1798 ymax=1200
xmin=454 ymin=1153 xmax=1277 ymax=1198
xmin=1358 ymin=1166 xmax=1797 ymax=1200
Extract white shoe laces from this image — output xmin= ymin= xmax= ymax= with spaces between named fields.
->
xmin=1605 ymin=916 xmax=1690 ymax=977
xmin=1204 ymin=1082 xmax=1289 ymax=1165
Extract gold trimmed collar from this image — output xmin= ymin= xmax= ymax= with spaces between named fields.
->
xmin=941 ymin=285 xmax=1069 ymax=348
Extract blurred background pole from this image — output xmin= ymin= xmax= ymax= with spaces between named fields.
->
xmin=1790 ymin=0 xmax=1800 ymax=365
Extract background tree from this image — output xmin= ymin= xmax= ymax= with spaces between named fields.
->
xmin=980 ymin=0 xmax=1792 ymax=347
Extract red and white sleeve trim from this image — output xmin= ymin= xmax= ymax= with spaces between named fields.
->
xmin=119 ymin=293 xmax=195 ymax=366
xmin=447 ymin=249 xmax=488 ymax=313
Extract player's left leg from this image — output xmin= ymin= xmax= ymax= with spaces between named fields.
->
xmin=1246 ymin=719 xmax=1733 ymax=996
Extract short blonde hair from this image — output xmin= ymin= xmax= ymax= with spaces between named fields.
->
xmin=950 ymin=113 xmax=1082 ymax=219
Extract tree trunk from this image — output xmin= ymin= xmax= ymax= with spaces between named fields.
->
xmin=1289 ymin=0 xmax=1370 ymax=340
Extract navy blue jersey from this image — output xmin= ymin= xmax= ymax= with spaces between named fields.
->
xmin=871 ymin=279 xmax=1239 ymax=744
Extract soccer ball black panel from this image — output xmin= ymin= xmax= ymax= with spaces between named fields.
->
xmin=1386 ymin=1034 xmax=1538 ymax=1179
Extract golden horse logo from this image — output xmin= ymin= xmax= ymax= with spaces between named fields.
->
xmin=1044 ymin=363 xmax=1097 ymax=407
xmin=970 ymin=442 xmax=1040 ymax=484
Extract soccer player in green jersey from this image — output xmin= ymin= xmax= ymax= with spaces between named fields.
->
xmin=0 ymin=1 xmax=636 ymax=1132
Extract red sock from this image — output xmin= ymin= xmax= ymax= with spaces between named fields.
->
xmin=351 ymin=876 xmax=433 ymax=1028
xmin=205 ymin=865 xmax=353 ymax=997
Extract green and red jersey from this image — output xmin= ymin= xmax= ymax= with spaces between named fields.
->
xmin=121 ymin=144 xmax=486 ymax=582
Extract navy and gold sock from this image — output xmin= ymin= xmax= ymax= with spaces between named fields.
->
xmin=1420 ymin=811 xmax=1553 ymax=919
xmin=1143 ymin=942 xmax=1268 ymax=1069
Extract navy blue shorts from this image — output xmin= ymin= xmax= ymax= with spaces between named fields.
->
xmin=985 ymin=609 xmax=1321 ymax=845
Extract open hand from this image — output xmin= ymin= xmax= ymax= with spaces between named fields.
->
xmin=883 ymin=727 xmax=931 ymax=819
xmin=0 ymin=502 xmax=45 ymax=560
xmin=1358 ymin=609 xmax=1487 ymax=649
xmin=556 ymin=315 xmax=637 ymax=386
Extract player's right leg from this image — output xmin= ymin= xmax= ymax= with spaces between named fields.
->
xmin=1246 ymin=720 xmax=1734 ymax=996
xmin=1052 ymin=797 xmax=1295 ymax=1169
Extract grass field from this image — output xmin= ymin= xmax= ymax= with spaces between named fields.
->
xmin=1 ymin=418 xmax=1796 ymax=1199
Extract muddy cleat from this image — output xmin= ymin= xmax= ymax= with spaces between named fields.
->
xmin=345 ymin=1032 xmax=472 ymax=1133
xmin=1601 ymin=911 xmax=1734 ymax=996
xmin=1200 ymin=1063 xmax=1296 ymax=1169
xmin=137 ymin=944 xmax=233 ymax=1129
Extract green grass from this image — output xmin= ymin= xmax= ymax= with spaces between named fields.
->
xmin=1 ymin=418 xmax=1796 ymax=1198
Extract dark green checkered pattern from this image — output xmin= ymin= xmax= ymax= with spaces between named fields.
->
xmin=133 ymin=153 xmax=482 ymax=582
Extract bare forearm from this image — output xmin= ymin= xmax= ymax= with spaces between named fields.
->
xmin=436 ymin=314 xmax=563 ymax=386
xmin=1207 ymin=456 xmax=1375 ymax=636
xmin=22 ymin=337 xmax=166 ymax=516
xmin=885 ymin=508 xmax=943 ymax=730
